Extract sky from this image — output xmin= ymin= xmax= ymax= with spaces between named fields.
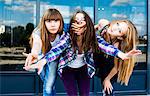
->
xmin=0 ymin=0 xmax=36 ymax=26
xmin=0 ymin=0 xmax=147 ymax=36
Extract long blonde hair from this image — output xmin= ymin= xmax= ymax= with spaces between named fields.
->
xmin=103 ymin=20 xmax=138 ymax=85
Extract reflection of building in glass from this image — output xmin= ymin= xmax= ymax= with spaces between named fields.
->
xmin=0 ymin=0 xmax=149 ymax=95
xmin=0 ymin=25 xmax=5 ymax=34
xmin=143 ymin=35 xmax=147 ymax=40
xmin=0 ymin=25 xmax=11 ymax=34
xmin=6 ymin=26 xmax=11 ymax=34
xmin=131 ymin=7 xmax=146 ymax=37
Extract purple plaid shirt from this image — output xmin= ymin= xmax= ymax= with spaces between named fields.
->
xmin=43 ymin=31 xmax=121 ymax=78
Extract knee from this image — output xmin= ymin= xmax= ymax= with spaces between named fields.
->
xmin=44 ymin=87 xmax=52 ymax=94
xmin=43 ymin=83 xmax=55 ymax=94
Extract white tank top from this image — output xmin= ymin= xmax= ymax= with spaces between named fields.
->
xmin=68 ymin=53 xmax=85 ymax=68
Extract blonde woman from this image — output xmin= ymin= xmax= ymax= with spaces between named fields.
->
xmin=94 ymin=19 xmax=139 ymax=95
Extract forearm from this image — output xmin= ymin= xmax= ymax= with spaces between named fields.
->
xmin=105 ymin=67 xmax=118 ymax=80
xmin=96 ymin=35 xmax=130 ymax=60
xmin=43 ymin=32 xmax=70 ymax=62
xmin=31 ymin=42 xmax=41 ymax=56
xmin=117 ymin=51 xmax=128 ymax=60
xmin=31 ymin=33 xmax=42 ymax=58
xmin=97 ymin=35 xmax=120 ymax=56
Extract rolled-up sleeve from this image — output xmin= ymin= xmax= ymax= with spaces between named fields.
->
xmin=44 ymin=32 xmax=70 ymax=62
xmin=96 ymin=35 xmax=121 ymax=57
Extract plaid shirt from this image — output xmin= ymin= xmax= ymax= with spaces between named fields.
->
xmin=44 ymin=31 xmax=121 ymax=78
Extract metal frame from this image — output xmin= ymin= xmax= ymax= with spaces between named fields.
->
xmin=0 ymin=0 xmax=149 ymax=95
xmin=147 ymin=0 xmax=150 ymax=94
xmin=94 ymin=0 xmax=149 ymax=95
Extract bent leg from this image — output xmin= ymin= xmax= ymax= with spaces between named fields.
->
xmin=61 ymin=67 xmax=78 ymax=96
xmin=77 ymin=65 xmax=90 ymax=96
xmin=43 ymin=62 xmax=57 ymax=96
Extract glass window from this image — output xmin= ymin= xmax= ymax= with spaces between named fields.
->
xmin=96 ymin=0 xmax=147 ymax=70
xmin=39 ymin=0 xmax=94 ymax=23
xmin=0 ymin=0 xmax=94 ymax=71
xmin=0 ymin=0 xmax=36 ymax=71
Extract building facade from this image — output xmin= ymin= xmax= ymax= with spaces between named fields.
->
xmin=0 ymin=0 xmax=149 ymax=95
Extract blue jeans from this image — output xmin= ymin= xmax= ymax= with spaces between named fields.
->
xmin=40 ymin=61 xmax=58 ymax=96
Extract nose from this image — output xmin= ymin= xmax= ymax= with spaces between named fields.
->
xmin=77 ymin=20 xmax=83 ymax=25
xmin=51 ymin=21 xmax=56 ymax=26
xmin=113 ymin=28 xmax=117 ymax=31
xmin=112 ymin=26 xmax=119 ymax=32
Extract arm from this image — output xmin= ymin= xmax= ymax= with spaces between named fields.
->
xmin=104 ymin=63 xmax=118 ymax=81
xmin=103 ymin=62 xmax=118 ymax=94
xmin=31 ymin=32 xmax=42 ymax=57
xmin=96 ymin=35 xmax=120 ymax=57
xmin=24 ymin=30 xmax=42 ymax=67
xmin=41 ymin=23 xmax=71 ymax=62
xmin=96 ymin=35 xmax=142 ymax=60
xmin=104 ymin=42 xmax=119 ymax=81
xmin=31 ymin=31 xmax=70 ymax=66
xmin=24 ymin=31 xmax=70 ymax=74
xmin=44 ymin=31 xmax=70 ymax=62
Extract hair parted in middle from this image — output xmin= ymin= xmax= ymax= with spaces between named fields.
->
xmin=69 ymin=10 xmax=99 ymax=53
xmin=30 ymin=8 xmax=64 ymax=54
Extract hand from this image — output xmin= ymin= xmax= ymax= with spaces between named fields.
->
xmin=72 ymin=21 xmax=86 ymax=28
xmin=103 ymin=79 xmax=113 ymax=94
xmin=72 ymin=27 xmax=87 ymax=35
xmin=118 ymin=49 xmax=142 ymax=60
xmin=97 ymin=19 xmax=109 ymax=30
xmin=23 ymin=52 xmax=38 ymax=67
xmin=71 ymin=21 xmax=86 ymax=35
xmin=124 ymin=49 xmax=142 ymax=60
xmin=23 ymin=58 xmax=46 ymax=75
xmin=126 ymin=49 xmax=142 ymax=56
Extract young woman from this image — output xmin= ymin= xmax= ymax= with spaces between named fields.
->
xmin=24 ymin=8 xmax=64 ymax=96
xmin=24 ymin=11 xmax=141 ymax=96
xmin=94 ymin=19 xmax=139 ymax=95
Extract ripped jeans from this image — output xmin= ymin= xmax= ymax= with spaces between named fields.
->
xmin=40 ymin=61 xmax=58 ymax=96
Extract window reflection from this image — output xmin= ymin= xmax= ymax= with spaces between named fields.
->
xmin=97 ymin=0 xmax=147 ymax=70
xmin=40 ymin=0 xmax=94 ymax=23
xmin=0 ymin=0 xmax=94 ymax=71
xmin=0 ymin=0 xmax=147 ymax=71
xmin=0 ymin=0 xmax=36 ymax=71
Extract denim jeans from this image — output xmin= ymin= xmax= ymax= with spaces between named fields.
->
xmin=40 ymin=61 xmax=58 ymax=96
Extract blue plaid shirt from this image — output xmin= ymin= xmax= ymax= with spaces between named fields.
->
xmin=43 ymin=31 xmax=121 ymax=78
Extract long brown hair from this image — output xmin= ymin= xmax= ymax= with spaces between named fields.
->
xmin=70 ymin=10 xmax=99 ymax=53
xmin=103 ymin=20 xmax=138 ymax=85
xmin=30 ymin=8 xmax=64 ymax=54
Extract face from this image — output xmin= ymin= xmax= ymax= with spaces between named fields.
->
xmin=107 ymin=22 xmax=128 ymax=37
xmin=45 ymin=19 xmax=60 ymax=34
xmin=74 ymin=13 xmax=86 ymax=35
